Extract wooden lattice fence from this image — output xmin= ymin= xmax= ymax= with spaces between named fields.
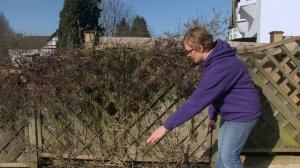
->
xmin=242 ymin=37 xmax=300 ymax=153
xmin=0 ymin=125 xmax=28 ymax=167
xmin=0 ymin=38 xmax=299 ymax=167
xmin=0 ymin=100 xmax=39 ymax=168
xmin=38 ymin=80 xmax=212 ymax=167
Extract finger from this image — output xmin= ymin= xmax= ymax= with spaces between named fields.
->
xmin=147 ymin=138 xmax=155 ymax=144
xmin=148 ymin=135 xmax=160 ymax=144
xmin=147 ymin=135 xmax=156 ymax=144
xmin=146 ymin=136 xmax=152 ymax=143
xmin=149 ymin=138 xmax=155 ymax=144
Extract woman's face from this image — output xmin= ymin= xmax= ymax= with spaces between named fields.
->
xmin=184 ymin=43 xmax=204 ymax=64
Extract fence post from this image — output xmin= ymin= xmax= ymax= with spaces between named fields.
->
xmin=28 ymin=100 xmax=42 ymax=168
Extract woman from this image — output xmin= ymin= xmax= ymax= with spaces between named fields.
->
xmin=146 ymin=26 xmax=261 ymax=168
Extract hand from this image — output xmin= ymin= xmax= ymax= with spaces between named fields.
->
xmin=146 ymin=125 xmax=168 ymax=144
xmin=208 ymin=119 xmax=216 ymax=132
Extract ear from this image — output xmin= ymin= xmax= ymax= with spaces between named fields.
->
xmin=198 ymin=45 xmax=204 ymax=53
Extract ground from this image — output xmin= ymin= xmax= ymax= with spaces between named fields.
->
xmin=210 ymin=155 xmax=300 ymax=168
xmin=241 ymin=155 xmax=300 ymax=168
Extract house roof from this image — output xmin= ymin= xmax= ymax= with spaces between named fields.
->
xmin=5 ymin=35 xmax=50 ymax=49
xmin=48 ymin=31 xmax=57 ymax=40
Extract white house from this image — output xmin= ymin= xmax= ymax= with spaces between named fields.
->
xmin=8 ymin=32 xmax=58 ymax=67
xmin=229 ymin=0 xmax=300 ymax=43
xmin=40 ymin=32 xmax=58 ymax=56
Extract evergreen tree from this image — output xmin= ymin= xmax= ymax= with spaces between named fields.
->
xmin=115 ymin=17 xmax=130 ymax=37
xmin=80 ymin=0 xmax=102 ymax=31
xmin=0 ymin=12 xmax=14 ymax=36
xmin=100 ymin=0 xmax=133 ymax=37
xmin=57 ymin=0 xmax=103 ymax=49
xmin=130 ymin=15 xmax=151 ymax=37
xmin=0 ymin=12 xmax=14 ymax=65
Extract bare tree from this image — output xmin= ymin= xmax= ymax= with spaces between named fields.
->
xmin=0 ymin=12 xmax=14 ymax=36
xmin=164 ymin=9 xmax=229 ymax=40
xmin=100 ymin=0 xmax=133 ymax=36
xmin=183 ymin=9 xmax=229 ymax=40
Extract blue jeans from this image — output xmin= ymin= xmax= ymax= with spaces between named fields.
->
xmin=215 ymin=119 xmax=257 ymax=168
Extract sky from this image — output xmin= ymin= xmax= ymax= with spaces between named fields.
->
xmin=0 ymin=0 xmax=231 ymax=37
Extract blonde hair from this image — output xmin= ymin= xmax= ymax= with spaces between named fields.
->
xmin=183 ymin=26 xmax=214 ymax=52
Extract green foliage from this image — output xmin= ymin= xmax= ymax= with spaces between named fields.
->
xmin=115 ymin=15 xmax=151 ymax=37
xmin=57 ymin=0 xmax=103 ymax=49
xmin=115 ymin=17 xmax=130 ymax=36
xmin=0 ymin=12 xmax=14 ymax=65
xmin=0 ymin=12 xmax=14 ymax=36
xmin=130 ymin=15 xmax=151 ymax=37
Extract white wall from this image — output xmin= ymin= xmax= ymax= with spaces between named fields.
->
xmin=232 ymin=0 xmax=300 ymax=43
xmin=234 ymin=0 xmax=259 ymax=40
xmin=259 ymin=0 xmax=300 ymax=43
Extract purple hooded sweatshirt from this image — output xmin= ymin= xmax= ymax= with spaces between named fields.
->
xmin=163 ymin=39 xmax=261 ymax=130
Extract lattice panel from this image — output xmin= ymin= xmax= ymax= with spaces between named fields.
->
xmin=0 ymin=124 xmax=28 ymax=163
xmin=40 ymin=84 xmax=212 ymax=164
xmin=260 ymin=45 xmax=300 ymax=108
xmin=41 ymin=96 xmax=106 ymax=157
xmin=243 ymin=37 xmax=300 ymax=153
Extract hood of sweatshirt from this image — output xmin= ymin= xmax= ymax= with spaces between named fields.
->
xmin=202 ymin=39 xmax=237 ymax=68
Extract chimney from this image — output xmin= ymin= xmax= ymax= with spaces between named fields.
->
xmin=84 ymin=31 xmax=95 ymax=48
xmin=269 ymin=31 xmax=284 ymax=43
